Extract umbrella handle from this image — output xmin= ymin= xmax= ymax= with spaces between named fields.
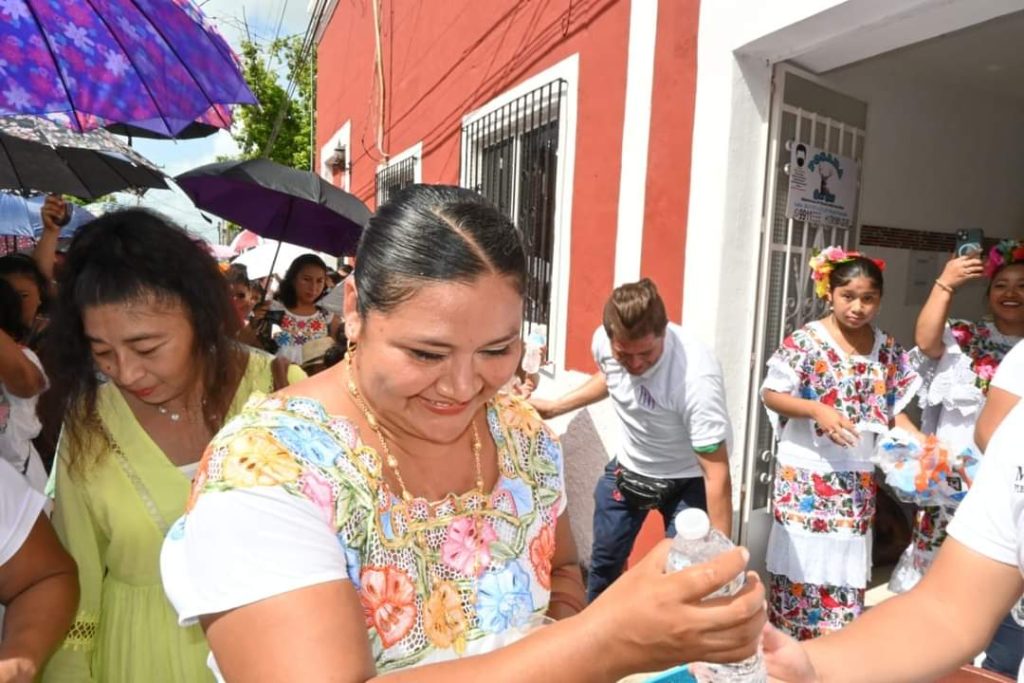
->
xmin=262 ymin=198 xmax=294 ymax=302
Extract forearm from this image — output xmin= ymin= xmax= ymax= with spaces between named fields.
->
xmin=914 ymin=286 xmax=953 ymax=359
xmin=696 ymin=445 xmax=732 ymax=535
xmin=373 ymin=613 xmax=623 ymax=683
xmin=762 ymin=391 xmax=821 ymax=422
xmin=547 ymin=374 xmax=609 ymax=418
xmin=34 ymin=228 xmax=59 ymax=286
xmin=806 ymin=591 xmax=982 ymax=683
xmin=0 ymin=571 xmax=79 ymax=671
xmin=546 ymin=562 xmax=586 ymax=620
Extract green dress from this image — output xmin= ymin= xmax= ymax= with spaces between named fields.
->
xmin=42 ymin=350 xmax=305 ymax=683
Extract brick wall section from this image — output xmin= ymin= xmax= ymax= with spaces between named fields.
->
xmin=860 ymin=225 xmax=1007 ymax=253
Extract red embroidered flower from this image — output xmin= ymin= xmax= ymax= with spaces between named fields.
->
xmin=950 ymin=324 xmax=973 ymax=348
xmin=529 ymin=522 xmax=557 ymax=590
xmin=360 ymin=566 xmax=417 ymax=648
xmin=821 ymin=389 xmax=838 ymax=407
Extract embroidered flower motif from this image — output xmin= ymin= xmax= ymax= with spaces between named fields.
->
xmin=220 ymin=430 xmax=302 ymax=488
xmin=299 ymin=470 xmax=336 ymax=524
xmin=423 ymin=581 xmax=468 ymax=653
xmin=529 ymin=522 xmax=557 ymax=590
xmin=360 ymin=566 xmax=417 ymax=648
xmin=503 ymin=398 xmax=541 ymax=437
xmin=475 ymin=562 xmax=535 ymax=633
xmin=441 ymin=516 xmax=497 ymax=577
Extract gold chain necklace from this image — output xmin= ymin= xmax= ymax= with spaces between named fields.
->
xmin=344 ymin=350 xmax=484 ymax=502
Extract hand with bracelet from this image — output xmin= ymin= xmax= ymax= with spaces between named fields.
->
xmin=916 ymin=253 xmax=985 ymax=361
xmin=934 ymin=253 xmax=984 ymax=294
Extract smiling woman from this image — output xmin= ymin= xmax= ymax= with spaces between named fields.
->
xmin=38 ymin=209 xmax=305 ymax=683
xmin=159 ymin=185 xmax=768 ymax=683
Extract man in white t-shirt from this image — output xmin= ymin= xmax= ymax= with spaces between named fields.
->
xmin=0 ymin=459 xmax=78 ymax=680
xmin=532 ymin=278 xmax=732 ymax=600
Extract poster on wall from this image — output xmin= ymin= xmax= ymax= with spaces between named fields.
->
xmin=785 ymin=142 xmax=859 ymax=228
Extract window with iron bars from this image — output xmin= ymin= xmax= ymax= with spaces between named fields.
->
xmin=375 ymin=156 xmax=417 ymax=207
xmin=460 ymin=79 xmax=565 ymax=340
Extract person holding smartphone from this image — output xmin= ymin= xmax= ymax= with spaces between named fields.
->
xmin=891 ymin=240 xmax=1024 ymax=597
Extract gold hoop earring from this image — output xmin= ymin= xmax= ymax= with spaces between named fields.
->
xmin=346 ymin=339 xmax=357 ymax=358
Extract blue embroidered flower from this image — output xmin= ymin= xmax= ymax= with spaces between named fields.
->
xmin=541 ymin=432 xmax=563 ymax=471
xmin=380 ymin=510 xmax=394 ymax=540
xmin=800 ymin=386 xmax=818 ymax=400
xmin=475 ymin=561 xmax=534 ymax=633
xmin=167 ymin=517 xmax=186 ymax=541
xmin=338 ymin=536 xmax=362 ymax=590
xmin=499 ymin=475 xmax=534 ymax=516
xmin=799 ymin=496 xmax=815 ymax=513
xmin=271 ymin=421 xmax=340 ymax=466
xmin=806 ymin=608 xmax=822 ymax=626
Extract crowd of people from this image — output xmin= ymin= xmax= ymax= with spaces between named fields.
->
xmin=1 ymin=184 xmax=1024 ymax=682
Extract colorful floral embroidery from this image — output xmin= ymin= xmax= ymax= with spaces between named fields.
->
xmin=773 ymin=467 xmax=876 ymax=535
xmin=187 ymin=393 xmax=563 ymax=671
xmin=775 ymin=324 xmax=917 ymax=436
xmin=272 ymin=308 xmax=331 ymax=350
xmin=948 ymin=320 xmax=1018 ymax=394
xmin=769 ymin=574 xmax=865 ymax=641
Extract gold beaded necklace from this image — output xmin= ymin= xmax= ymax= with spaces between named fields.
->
xmin=344 ymin=350 xmax=484 ymax=503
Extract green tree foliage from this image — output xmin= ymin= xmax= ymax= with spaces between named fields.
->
xmin=234 ymin=35 xmax=314 ymax=170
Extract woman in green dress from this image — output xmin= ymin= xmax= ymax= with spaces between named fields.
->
xmin=40 ymin=210 xmax=304 ymax=682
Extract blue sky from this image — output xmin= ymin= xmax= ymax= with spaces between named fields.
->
xmin=99 ymin=0 xmax=312 ymax=242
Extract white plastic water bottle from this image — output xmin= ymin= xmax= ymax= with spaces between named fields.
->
xmin=665 ymin=509 xmax=765 ymax=683
xmin=521 ymin=332 xmax=546 ymax=374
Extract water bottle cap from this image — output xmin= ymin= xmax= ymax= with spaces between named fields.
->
xmin=674 ymin=508 xmax=710 ymax=541
xmin=527 ymin=332 xmax=546 ymax=346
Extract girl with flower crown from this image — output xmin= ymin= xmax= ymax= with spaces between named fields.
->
xmin=760 ymin=247 xmax=923 ymax=640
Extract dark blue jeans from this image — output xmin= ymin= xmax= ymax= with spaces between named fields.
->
xmin=587 ymin=459 xmax=707 ymax=602
xmin=982 ymin=612 xmax=1023 ymax=676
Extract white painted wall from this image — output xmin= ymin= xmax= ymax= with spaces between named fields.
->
xmin=825 ymin=59 xmax=1024 ymax=345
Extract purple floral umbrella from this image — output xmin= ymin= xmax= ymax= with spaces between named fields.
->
xmin=0 ymin=0 xmax=256 ymax=137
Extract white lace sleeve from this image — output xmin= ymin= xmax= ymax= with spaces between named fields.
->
xmin=760 ymin=356 xmax=800 ymax=437
xmin=920 ymin=324 xmax=984 ymax=417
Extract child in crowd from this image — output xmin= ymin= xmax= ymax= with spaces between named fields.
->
xmin=760 ymin=247 xmax=922 ymax=640
xmin=0 ymin=278 xmax=48 ymax=492
xmin=269 ymin=254 xmax=340 ymax=370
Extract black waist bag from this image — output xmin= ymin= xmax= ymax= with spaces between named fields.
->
xmin=614 ymin=466 xmax=685 ymax=510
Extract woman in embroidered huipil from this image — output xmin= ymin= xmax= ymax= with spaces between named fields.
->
xmin=160 ymin=185 xmax=768 ymax=681
xmin=40 ymin=211 xmax=304 ymax=683
xmin=761 ymin=248 xmax=922 ymax=641
xmin=267 ymin=254 xmax=340 ymax=367
xmin=890 ymin=240 xmax=1024 ymax=593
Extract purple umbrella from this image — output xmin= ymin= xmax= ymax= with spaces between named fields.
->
xmin=0 ymin=0 xmax=255 ymax=137
xmin=175 ymin=159 xmax=370 ymax=257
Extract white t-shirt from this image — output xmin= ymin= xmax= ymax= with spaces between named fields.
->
xmin=0 ymin=347 xmax=48 ymax=492
xmin=0 ymin=458 xmax=46 ymax=566
xmin=992 ymin=342 xmax=1024 ymax=398
xmin=946 ymin=400 xmax=1024 ymax=682
xmin=592 ymin=323 xmax=731 ymax=479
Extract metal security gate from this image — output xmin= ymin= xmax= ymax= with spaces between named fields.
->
xmin=740 ymin=65 xmax=868 ymax=569
xmin=376 ymin=156 xmax=417 ymax=207
xmin=460 ymin=79 xmax=565 ymax=340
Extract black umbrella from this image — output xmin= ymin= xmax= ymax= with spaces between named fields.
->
xmin=0 ymin=116 xmax=166 ymax=200
xmin=106 ymin=121 xmax=221 ymax=141
xmin=175 ymin=159 xmax=370 ymax=256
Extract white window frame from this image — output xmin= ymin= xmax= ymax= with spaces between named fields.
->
xmin=319 ymin=120 xmax=351 ymax=192
xmin=459 ymin=54 xmax=579 ymax=375
xmin=375 ymin=141 xmax=422 ymax=206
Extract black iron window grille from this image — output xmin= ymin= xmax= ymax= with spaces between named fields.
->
xmin=460 ymin=79 xmax=565 ymax=338
xmin=375 ymin=156 xmax=417 ymax=207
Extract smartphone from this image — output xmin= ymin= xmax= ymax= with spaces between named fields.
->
xmin=955 ymin=228 xmax=984 ymax=258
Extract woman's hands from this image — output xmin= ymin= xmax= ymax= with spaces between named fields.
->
xmin=581 ymin=539 xmax=766 ymax=677
xmin=0 ymin=657 xmax=35 ymax=683
xmin=763 ymin=625 xmax=819 ymax=683
xmin=936 ymin=254 xmax=984 ymax=292
xmin=811 ymin=405 xmax=859 ymax=447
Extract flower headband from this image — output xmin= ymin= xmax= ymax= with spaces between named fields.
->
xmin=808 ymin=246 xmax=886 ymax=299
xmin=983 ymin=240 xmax=1024 ymax=279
